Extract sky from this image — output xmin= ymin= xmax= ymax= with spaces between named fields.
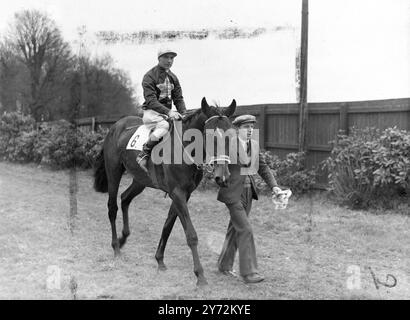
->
xmin=0 ymin=0 xmax=301 ymax=38
xmin=0 ymin=0 xmax=409 ymax=106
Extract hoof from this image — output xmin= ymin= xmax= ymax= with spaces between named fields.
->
xmin=119 ymin=238 xmax=127 ymax=249
xmin=113 ymin=250 xmax=121 ymax=258
xmin=119 ymin=231 xmax=129 ymax=248
xmin=196 ymin=278 xmax=208 ymax=287
xmin=157 ymin=262 xmax=167 ymax=271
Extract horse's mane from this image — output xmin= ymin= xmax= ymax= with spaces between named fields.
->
xmin=182 ymin=104 xmax=225 ymax=125
xmin=182 ymin=108 xmax=203 ymax=123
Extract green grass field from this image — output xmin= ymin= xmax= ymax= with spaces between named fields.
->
xmin=0 ymin=162 xmax=409 ymax=299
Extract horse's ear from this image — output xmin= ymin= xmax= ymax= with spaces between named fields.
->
xmin=201 ymin=97 xmax=212 ymax=117
xmin=224 ymin=99 xmax=236 ymax=117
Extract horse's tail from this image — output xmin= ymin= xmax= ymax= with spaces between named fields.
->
xmin=93 ymin=149 xmax=108 ymax=193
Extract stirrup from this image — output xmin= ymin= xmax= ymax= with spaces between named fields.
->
xmin=137 ymin=153 xmax=148 ymax=164
xmin=137 ymin=153 xmax=149 ymax=173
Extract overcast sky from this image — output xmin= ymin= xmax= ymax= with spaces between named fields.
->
xmin=0 ymin=0 xmax=301 ymax=37
xmin=1 ymin=0 xmax=409 ymax=103
xmin=1 ymin=0 xmax=408 ymax=35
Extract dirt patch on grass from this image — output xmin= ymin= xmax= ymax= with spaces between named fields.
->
xmin=0 ymin=162 xmax=409 ymax=299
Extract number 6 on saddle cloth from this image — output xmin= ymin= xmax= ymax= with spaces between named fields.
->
xmin=126 ymin=125 xmax=154 ymax=151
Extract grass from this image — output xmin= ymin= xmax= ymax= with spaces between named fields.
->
xmin=0 ymin=161 xmax=409 ymax=300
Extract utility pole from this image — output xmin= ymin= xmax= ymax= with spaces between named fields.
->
xmin=298 ymin=0 xmax=309 ymax=153
xmin=77 ymin=25 xmax=87 ymax=120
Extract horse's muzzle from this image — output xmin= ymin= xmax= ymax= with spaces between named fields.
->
xmin=215 ymin=176 xmax=229 ymax=188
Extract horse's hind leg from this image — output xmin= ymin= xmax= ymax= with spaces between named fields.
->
xmin=107 ymin=166 xmax=124 ymax=257
xmin=119 ymin=180 xmax=145 ymax=248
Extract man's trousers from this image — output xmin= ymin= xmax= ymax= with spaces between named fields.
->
xmin=217 ymin=186 xmax=258 ymax=277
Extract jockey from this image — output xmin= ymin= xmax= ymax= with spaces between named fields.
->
xmin=136 ymin=46 xmax=187 ymax=172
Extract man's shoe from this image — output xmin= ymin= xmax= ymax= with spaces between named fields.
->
xmin=242 ymin=273 xmax=264 ymax=284
xmin=218 ymin=269 xmax=237 ymax=278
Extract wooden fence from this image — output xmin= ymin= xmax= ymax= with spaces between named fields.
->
xmin=75 ymin=98 xmax=410 ymax=183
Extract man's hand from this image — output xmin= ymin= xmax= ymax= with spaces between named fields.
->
xmin=168 ymin=110 xmax=182 ymax=120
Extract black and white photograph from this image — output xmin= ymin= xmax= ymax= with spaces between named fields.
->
xmin=0 ymin=0 xmax=409 ymax=304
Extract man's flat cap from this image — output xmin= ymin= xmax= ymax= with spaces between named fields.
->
xmin=232 ymin=115 xmax=257 ymax=126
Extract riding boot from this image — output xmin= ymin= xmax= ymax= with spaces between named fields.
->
xmin=136 ymin=137 xmax=159 ymax=173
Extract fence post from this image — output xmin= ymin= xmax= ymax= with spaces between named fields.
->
xmin=408 ymin=107 xmax=410 ymax=131
xmin=91 ymin=117 xmax=95 ymax=133
xmin=259 ymin=105 xmax=266 ymax=150
xmin=339 ymin=103 xmax=349 ymax=134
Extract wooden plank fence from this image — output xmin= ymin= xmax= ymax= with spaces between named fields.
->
xmin=74 ymin=114 xmax=128 ymax=132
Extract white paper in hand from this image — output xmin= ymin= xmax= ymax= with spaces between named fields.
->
xmin=272 ymin=188 xmax=292 ymax=210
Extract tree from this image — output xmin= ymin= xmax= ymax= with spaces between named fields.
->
xmin=4 ymin=9 xmax=73 ymax=121
xmin=0 ymin=42 xmax=30 ymax=114
xmin=1 ymin=9 xmax=138 ymax=121
xmin=69 ymin=54 xmax=138 ymax=118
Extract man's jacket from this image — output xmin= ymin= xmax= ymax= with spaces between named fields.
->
xmin=142 ymin=65 xmax=186 ymax=115
xmin=217 ymin=138 xmax=278 ymax=204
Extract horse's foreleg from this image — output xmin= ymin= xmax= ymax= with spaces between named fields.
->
xmin=155 ymin=193 xmax=191 ymax=271
xmin=119 ymin=180 xmax=145 ymax=248
xmin=170 ymin=188 xmax=207 ymax=286
xmin=155 ymin=204 xmax=178 ymax=271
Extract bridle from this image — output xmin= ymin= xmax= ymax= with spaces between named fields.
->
xmin=173 ymin=114 xmax=231 ymax=172
xmin=203 ymin=115 xmax=227 ymax=125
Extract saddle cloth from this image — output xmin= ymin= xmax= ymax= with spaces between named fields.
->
xmin=126 ymin=125 xmax=152 ymax=151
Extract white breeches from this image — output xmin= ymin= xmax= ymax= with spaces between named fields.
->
xmin=142 ymin=109 xmax=170 ymax=140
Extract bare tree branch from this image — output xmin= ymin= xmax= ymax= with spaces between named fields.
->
xmin=4 ymin=9 xmax=73 ymax=121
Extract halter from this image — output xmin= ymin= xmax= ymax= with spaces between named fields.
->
xmin=173 ymin=117 xmax=231 ymax=172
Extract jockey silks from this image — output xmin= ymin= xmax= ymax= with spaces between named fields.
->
xmin=142 ymin=65 xmax=186 ymax=115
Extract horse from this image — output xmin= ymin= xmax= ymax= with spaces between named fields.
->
xmin=93 ymin=97 xmax=236 ymax=286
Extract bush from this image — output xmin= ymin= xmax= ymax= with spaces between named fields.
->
xmin=0 ymin=112 xmax=36 ymax=160
xmin=323 ymin=127 xmax=410 ymax=209
xmin=256 ymin=151 xmax=316 ymax=195
xmin=0 ymin=111 xmax=107 ymax=169
xmin=34 ymin=120 xmax=78 ymax=168
xmin=73 ymin=128 xmax=107 ymax=169
xmin=8 ymin=130 xmax=39 ymax=162
xmin=34 ymin=120 xmax=107 ymax=169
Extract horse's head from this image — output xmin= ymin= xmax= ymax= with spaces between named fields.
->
xmin=201 ymin=97 xmax=236 ymax=187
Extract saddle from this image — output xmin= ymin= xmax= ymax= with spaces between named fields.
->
xmin=125 ymin=121 xmax=175 ymax=191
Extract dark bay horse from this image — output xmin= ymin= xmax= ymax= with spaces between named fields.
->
xmin=93 ymin=97 xmax=236 ymax=285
